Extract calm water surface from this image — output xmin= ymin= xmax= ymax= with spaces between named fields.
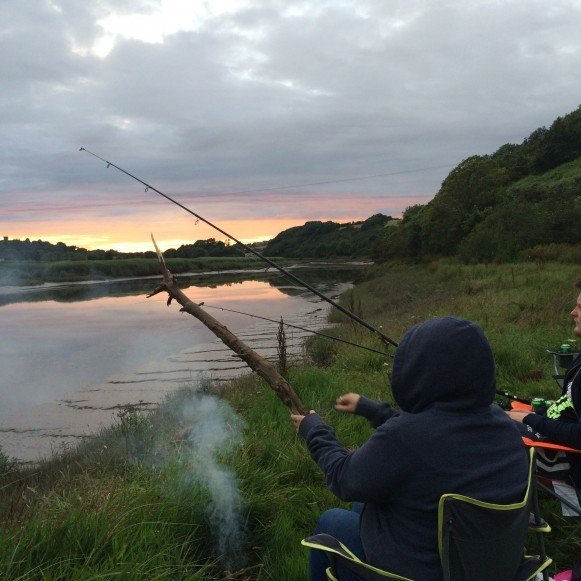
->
xmin=0 ymin=265 xmax=361 ymax=421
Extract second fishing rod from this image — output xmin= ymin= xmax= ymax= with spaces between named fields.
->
xmin=78 ymin=148 xmax=537 ymax=409
xmin=80 ymin=147 xmax=399 ymax=349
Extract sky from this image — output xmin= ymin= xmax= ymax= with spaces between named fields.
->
xmin=2 ymin=0 xmax=581 ymax=252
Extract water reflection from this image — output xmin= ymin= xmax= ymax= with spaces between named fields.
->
xmin=0 ymin=264 xmax=362 ymax=420
xmin=0 ymin=263 xmax=363 ymax=307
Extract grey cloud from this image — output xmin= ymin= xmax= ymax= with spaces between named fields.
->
xmin=1 ymin=0 xmax=581 ymax=227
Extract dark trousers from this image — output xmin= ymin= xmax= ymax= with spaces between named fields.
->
xmin=309 ymin=503 xmax=365 ymax=581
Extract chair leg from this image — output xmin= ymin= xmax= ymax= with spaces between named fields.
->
xmin=531 ymin=473 xmax=550 ymax=581
xmin=537 ymin=480 xmax=581 ymax=517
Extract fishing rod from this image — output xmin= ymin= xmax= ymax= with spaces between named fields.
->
xmin=80 ymin=147 xmax=399 ymax=348
xmin=210 ymin=301 xmax=536 ymax=400
xmin=495 ymin=389 xmax=531 ymax=405
xmin=203 ymin=303 xmax=392 ymax=357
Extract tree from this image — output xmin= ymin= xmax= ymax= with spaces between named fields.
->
xmin=420 ymin=156 xmax=510 ymax=255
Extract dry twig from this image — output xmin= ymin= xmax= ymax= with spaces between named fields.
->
xmin=148 ymin=235 xmax=306 ymax=414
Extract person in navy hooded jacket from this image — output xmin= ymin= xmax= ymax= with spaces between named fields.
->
xmin=291 ymin=316 xmax=528 ymax=580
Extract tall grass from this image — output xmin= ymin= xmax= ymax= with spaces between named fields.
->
xmin=1 ymin=260 xmax=579 ymax=578
xmin=0 ymin=393 xmax=220 ymax=579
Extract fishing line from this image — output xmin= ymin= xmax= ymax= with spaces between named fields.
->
xmin=191 ymin=164 xmax=453 ymax=197
xmin=202 ymin=303 xmax=392 ymax=357
xmin=80 ymin=147 xmax=399 ymax=348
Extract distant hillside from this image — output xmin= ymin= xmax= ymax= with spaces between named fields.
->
xmin=264 ymin=214 xmax=394 ymax=259
xmin=376 ymin=105 xmax=581 ymax=263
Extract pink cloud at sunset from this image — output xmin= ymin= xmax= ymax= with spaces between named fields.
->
xmin=2 ymin=192 xmax=431 ymax=251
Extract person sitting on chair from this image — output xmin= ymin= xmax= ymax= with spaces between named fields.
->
xmin=508 ymin=278 xmax=581 ymax=487
xmin=291 ymin=316 xmax=528 ymax=580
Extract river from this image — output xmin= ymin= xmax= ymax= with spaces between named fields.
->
xmin=0 ymin=263 xmax=364 ymax=463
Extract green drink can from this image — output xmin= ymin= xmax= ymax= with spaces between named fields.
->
xmin=531 ymin=398 xmax=545 ymax=412
xmin=559 ymin=343 xmax=574 ymax=368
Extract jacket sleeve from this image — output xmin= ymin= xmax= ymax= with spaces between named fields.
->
xmin=523 ymin=359 xmax=581 ymax=449
xmin=523 ymin=414 xmax=581 ymax=449
xmin=355 ymin=396 xmax=401 ymax=428
xmin=298 ymin=413 xmax=410 ymax=503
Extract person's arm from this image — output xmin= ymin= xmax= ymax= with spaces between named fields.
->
xmin=355 ymin=395 xmax=400 ymax=427
xmin=336 ymin=393 xmax=400 ymax=428
xmin=522 ymin=414 xmax=581 ymax=449
xmin=295 ymin=413 xmax=409 ymax=502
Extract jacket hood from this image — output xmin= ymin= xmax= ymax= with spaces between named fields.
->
xmin=391 ymin=317 xmax=496 ymax=413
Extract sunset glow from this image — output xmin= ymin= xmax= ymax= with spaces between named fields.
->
xmin=3 ymin=194 xmax=423 ymax=251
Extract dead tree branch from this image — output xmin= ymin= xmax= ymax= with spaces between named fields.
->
xmin=148 ymin=235 xmax=306 ymax=414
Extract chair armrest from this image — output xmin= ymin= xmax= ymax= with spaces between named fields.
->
xmin=511 ymin=401 xmax=533 ymax=412
xmin=522 ymin=437 xmax=581 ymax=454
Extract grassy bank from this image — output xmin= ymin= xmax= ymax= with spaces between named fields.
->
xmin=1 ymin=260 xmax=580 ymax=578
xmin=0 ymin=256 xmax=289 ymax=286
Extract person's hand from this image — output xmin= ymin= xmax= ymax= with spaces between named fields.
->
xmin=506 ymin=409 xmax=531 ymax=423
xmin=290 ymin=410 xmax=316 ymax=432
xmin=335 ymin=393 xmax=361 ymax=414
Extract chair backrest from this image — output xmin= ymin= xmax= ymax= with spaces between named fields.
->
xmin=438 ymin=447 xmax=535 ymax=581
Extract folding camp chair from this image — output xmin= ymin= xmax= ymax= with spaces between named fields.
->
xmin=511 ymin=399 xmax=581 ymax=517
xmin=522 ymin=437 xmax=581 ymax=518
xmin=546 ymin=347 xmax=579 ymax=392
xmin=302 ymin=448 xmax=551 ymax=581
xmin=510 ymin=344 xmax=581 ymax=518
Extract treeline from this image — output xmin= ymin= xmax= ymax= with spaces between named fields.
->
xmin=375 ymin=105 xmax=581 ymax=263
xmin=264 ymin=214 xmax=394 ymax=258
xmin=0 ymin=237 xmax=243 ymax=262
xmin=163 ymin=238 xmax=243 ymax=258
xmin=7 ymin=105 xmax=580 ymax=267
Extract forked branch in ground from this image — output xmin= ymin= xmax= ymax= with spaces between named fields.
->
xmin=147 ymin=234 xmax=306 ymax=414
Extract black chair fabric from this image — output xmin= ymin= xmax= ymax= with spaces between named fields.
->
xmin=440 ymin=493 xmax=530 ymax=580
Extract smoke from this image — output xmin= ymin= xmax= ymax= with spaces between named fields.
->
xmin=179 ymin=393 xmax=247 ymax=572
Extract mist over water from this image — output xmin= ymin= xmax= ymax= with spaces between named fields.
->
xmin=0 ymin=265 xmax=361 ymax=420
xmin=0 ymin=265 xmax=360 ymax=467
xmin=0 ymin=292 xmax=214 ymax=418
